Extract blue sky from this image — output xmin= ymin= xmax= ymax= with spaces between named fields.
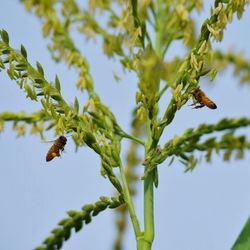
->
xmin=1 ymin=2 xmax=250 ymax=250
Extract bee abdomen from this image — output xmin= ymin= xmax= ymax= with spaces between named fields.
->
xmin=46 ymin=146 xmax=60 ymax=161
xmin=203 ymin=97 xmax=217 ymax=109
xmin=208 ymin=102 xmax=217 ymax=109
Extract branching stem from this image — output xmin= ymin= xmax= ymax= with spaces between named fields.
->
xmin=121 ymin=131 xmax=146 ymax=146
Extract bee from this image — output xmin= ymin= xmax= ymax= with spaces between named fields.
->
xmin=190 ymin=87 xmax=217 ymax=109
xmin=46 ymin=136 xmax=67 ymax=162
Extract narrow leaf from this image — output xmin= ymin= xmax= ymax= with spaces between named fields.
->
xmin=55 ymin=75 xmax=61 ymax=92
xmin=74 ymin=97 xmax=79 ymax=114
xmin=1 ymin=29 xmax=9 ymax=44
xmin=21 ymin=44 xmax=27 ymax=59
xmin=36 ymin=61 xmax=44 ymax=76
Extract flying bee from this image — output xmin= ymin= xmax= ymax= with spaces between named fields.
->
xmin=190 ymin=87 xmax=217 ymax=109
xmin=46 ymin=136 xmax=67 ymax=162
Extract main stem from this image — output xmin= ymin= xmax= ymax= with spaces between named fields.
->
xmin=143 ymin=119 xmax=155 ymax=250
xmin=142 ymin=1 xmax=163 ymax=249
xmin=143 ymin=159 xmax=155 ymax=250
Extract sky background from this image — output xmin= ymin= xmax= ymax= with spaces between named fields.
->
xmin=1 ymin=1 xmax=250 ymax=250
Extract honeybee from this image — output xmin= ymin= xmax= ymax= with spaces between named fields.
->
xmin=46 ymin=136 xmax=67 ymax=162
xmin=190 ymin=87 xmax=217 ymax=109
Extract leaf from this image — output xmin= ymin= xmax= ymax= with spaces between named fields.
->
xmin=209 ymin=69 xmax=218 ymax=81
xmin=51 ymin=93 xmax=61 ymax=101
xmin=113 ymin=71 xmax=121 ymax=82
xmin=58 ymin=218 xmax=71 ymax=226
xmin=15 ymin=63 xmax=27 ymax=71
xmin=231 ymin=217 xmax=250 ymax=250
xmin=50 ymin=105 xmax=58 ymax=119
xmin=67 ymin=210 xmax=78 ymax=218
xmin=24 ymin=82 xmax=37 ymax=100
xmin=82 ymin=204 xmax=94 ymax=212
xmin=168 ymin=157 xmax=175 ymax=166
xmin=36 ymin=61 xmax=44 ymax=76
xmin=74 ymin=97 xmax=79 ymax=114
xmin=1 ymin=29 xmax=9 ymax=44
xmin=63 ymin=228 xmax=71 ymax=240
xmin=51 ymin=228 xmax=63 ymax=235
xmin=153 ymin=167 xmax=159 ymax=188
xmin=34 ymin=247 xmax=46 ymax=250
xmin=20 ymin=44 xmax=27 ymax=59
xmin=74 ymin=221 xmax=83 ymax=232
xmin=57 ymin=116 xmax=65 ymax=132
xmin=34 ymin=78 xmax=44 ymax=84
xmin=55 ymin=75 xmax=61 ymax=92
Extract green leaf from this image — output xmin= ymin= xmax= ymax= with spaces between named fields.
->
xmin=34 ymin=78 xmax=44 ymax=84
xmin=83 ymin=131 xmax=96 ymax=146
xmin=1 ymin=29 xmax=9 ymax=44
xmin=209 ymin=69 xmax=218 ymax=81
xmin=56 ymin=116 xmax=65 ymax=133
xmin=63 ymin=228 xmax=71 ymax=241
xmin=58 ymin=218 xmax=71 ymax=226
xmin=37 ymin=91 xmax=44 ymax=96
xmin=74 ymin=97 xmax=79 ymax=114
xmin=55 ymin=238 xmax=63 ymax=249
xmin=153 ymin=167 xmax=159 ymax=188
xmin=51 ymin=93 xmax=61 ymax=101
xmin=112 ymin=71 xmax=121 ymax=82
xmin=15 ymin=63 xmax=27 ymax=71
xmin=36 ymin=61 xmax=44 ymax=76
xmin=74 ymin=221 xmax=83 ymax=232
xmin=1 ymin=49 xmax=10 ymax=54
xmin=20 ymin=44 xmax=27 ymax=59
xmin=231 ymin=217 xmax=250 ymax=250
xmin=24 ymin=82 xmax=37 ymax=100
xmin=34 ymin=247 xmax=46 ymax=250
xmin=67 ymin=210 xmax=78 ymax=218
xmin=82 ymin=204 xmax=94 ymax=212
xmin=51 ymin=228 xmax=63 ymax=235
xmin=43 ymin=236 xmax=54 ymax=245
xmin=55 ymin=74 xmax=61 ymax=92
xmin=50 ymin=105 xmax=58 ymax=119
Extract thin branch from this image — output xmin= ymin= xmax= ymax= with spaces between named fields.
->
xmin=143 ymin=117 xmax=250 ymax=177
xmin=35 ymin=196 xmax=124 ymax=250
xmin=118 ymin=161 xmax=143 ymax=246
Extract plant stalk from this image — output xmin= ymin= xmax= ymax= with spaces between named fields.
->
xmin=119 ymin=161 xmax=143 ymax=249
xmin=142 ymin=117 xmax=155 ymax=250
xmin=143 ymin=165 xmax=155 ymax=250
xmin=142 ymin=1 xmax=164 ymax=249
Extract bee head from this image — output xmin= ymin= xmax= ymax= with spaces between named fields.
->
xmin=59 ymin=136 xmax=67 ymax=143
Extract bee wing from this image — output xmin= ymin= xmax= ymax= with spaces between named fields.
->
xmin=41 ymin=140 xmax=55 ymax=144
xmin=42 ymin=134 xmax=72 ymax=143
xmin=65 ymin=133 xmax=73 ymax=138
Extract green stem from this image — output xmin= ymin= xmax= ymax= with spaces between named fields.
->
xmin=155 ymin=0 xmax=163 ymax=58
xmin=119 ymin=161 xmax=143 ymax=248
xmin=121 ymin=131 xmax=146 ymax=146
xmin=142 ymin=120 xmax=155 ymax=250
xmin=143 ymin=166 xmax=154 ymax=250
xmin=141 ymin=1 xmax=164 ymax=249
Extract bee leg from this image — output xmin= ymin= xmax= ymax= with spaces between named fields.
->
xmin=193 ymin=104 xmax=205 ymax=109
xmin=59 ymin=148 xmax=66 ymax=157
xmin=57 ymin=152 xmax=62 ymax=159
xmin=188 ymin=103 xmax=196 ymax=106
